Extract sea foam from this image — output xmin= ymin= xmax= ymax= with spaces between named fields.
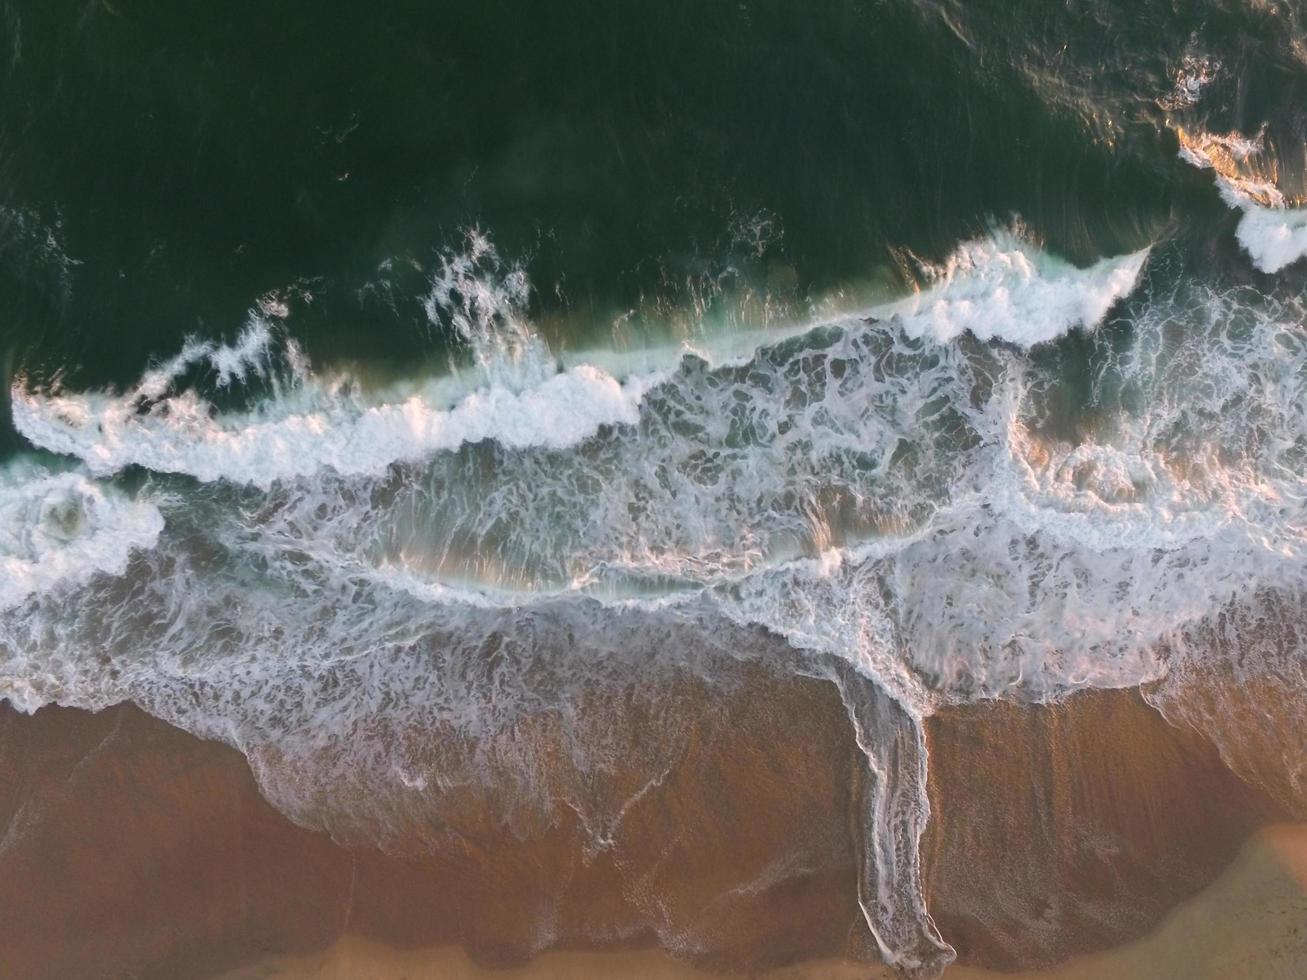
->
xmin=11 ymin=229 xmax=1148 ymax=490
xmin=11 ymin=356 xmax=663 ymax=489
xmin=0 ymin=460 xmax=163 ymax=612
xmin=1179 ymin=127 xmax=1307 ymax=274
xmin=878 ymin=230 xmax=1149 ymax=347
xmin=14 ymin=227 xmax=1295 ymax=979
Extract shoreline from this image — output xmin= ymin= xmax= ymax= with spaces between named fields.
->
xmin=221 ymin=822 xmax=1307 ymax=979
xmin=0 ymin=668 xmax=1299 ymax=979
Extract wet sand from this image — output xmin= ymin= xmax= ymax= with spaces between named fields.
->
xmin=0 ymin=663 xmax=1299 ymax=979
xmin=222 ymin=822 xmax=1307 ymax=979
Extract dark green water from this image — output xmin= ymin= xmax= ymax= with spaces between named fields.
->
xmin=3 ymin=0 xmax=1303 ymax=394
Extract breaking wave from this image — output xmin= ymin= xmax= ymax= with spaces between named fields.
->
xmin=4 ymin=226 xmax=1307 ymax=975
xmin=1178 ymin=127 xmax=1307 ymax=274
xmin=11 ymin=230 xmax=1147 ymax=489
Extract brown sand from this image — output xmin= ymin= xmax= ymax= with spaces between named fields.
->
xmin=0 ymin=668 xmax=869 ymax=979
xmin=923 ymin=691 xmax=1286 ymax=969
xmin=220 ymin=823 xmax=1307 ymax=980
xmin=0 ymin=664 xmax=1298 ymax=979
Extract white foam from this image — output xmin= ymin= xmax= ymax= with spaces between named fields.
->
xmin=1 ymin=241 xmax=1302 ymax=975
xmin=10 ymin=342 xmax=663 ymax=491
xmin=874 ymin=231 xmax=1149 ymax=347
xmin=695 ymin=277 xmax=1305 ymax=706
xmin=11 ymin=233 xmax=677 ymax=488
xmin=0 ymin=461 xmax=163 ymax=611
xmin=1230 ymin=201 xmax=1307 ymax=274
xmin=1178 ymin=127 xmax=1307 ymax=273
xmin=260 ymin=273 xmax=1304 ymax=713
xmin=9 ymin=237 xmax=1286 ymax=716
xmin=11 ymin=229 xmax=1150 ymax=491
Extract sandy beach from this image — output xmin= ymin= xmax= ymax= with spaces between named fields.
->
xmin=222 ymin=820 xmax=1307 ymax=979
xmin=0 ymin=663 xmax=1300 ymax=979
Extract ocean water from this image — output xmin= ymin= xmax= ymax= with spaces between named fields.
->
xmin=3 ymin=1 xmax=1307 ymax=974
